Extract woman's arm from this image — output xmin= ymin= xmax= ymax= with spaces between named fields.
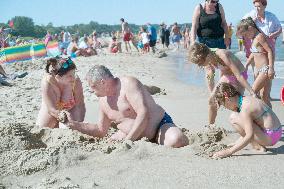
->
xmin=269 ymin=27 xmax=282 ymax=39
xmin=70 ymin=77 xmax=86 ymax=121
xmin=219 ymin=4 xmax=230 ymax=48
xmin=219 ymin=51 xmax=255 ymax=95
xmin=205 ymin=65 xmax=216 ymax=92
xmin=258 ymin=34 xmax=274 ymax=79
xmin=213 ymin=112 xmax=254 ymax=158
xmin=269 ymin=14 xmax=282 ymax=39
xmin=245 ymin=53 xmax=254 ymax=70
xmin=42 ymin=77 xmax=60 ymax=119
xmin=190 ymin=5 xmax=201 ymax=44
xmin=228 ymin=113 xmax=254 ymax=154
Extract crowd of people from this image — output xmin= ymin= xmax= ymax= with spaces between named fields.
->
xmin=117 ymin=18 xmax=193 ymax=54
xmin=1 ymin=0 xmax=283 ymax=159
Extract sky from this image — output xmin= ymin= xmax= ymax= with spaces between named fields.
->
xmin=1 ymin=0 xmax=284 ymax=26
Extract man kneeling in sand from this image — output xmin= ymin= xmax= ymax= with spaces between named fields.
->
xmin=66 ymin=65 xmax=188 ymax=147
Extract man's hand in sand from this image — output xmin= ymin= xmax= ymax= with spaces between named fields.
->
xmin=64 ymin=111 xmax=76 ymax=129
xmin=213 ymin=149 xmax=232 ymax=159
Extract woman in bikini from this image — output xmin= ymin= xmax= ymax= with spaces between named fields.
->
xmin=37 ymin=57 xmax=86 ymax=128
xmin=237 ymin=17 xmax=274 ymax=107
xmin=213 ymin=82 xmax=282 ymax=158
xmin=188 ymin=42 xmax=256 ymax=125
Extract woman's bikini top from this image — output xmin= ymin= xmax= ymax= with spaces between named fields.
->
xmin=250 ymin=34 xmax=267 ymax=54
xmin=56 ymin=91 xmax=76 ymax=110
xmin=250 ymin=43 xmax=266 ymax=53
xmin=46 ymin=75 xmax=76 ymax=110
xmin=57 ymin=81 xmax=76 ymax=110
xmin=237 ymin=96 xmax=271 ymax=120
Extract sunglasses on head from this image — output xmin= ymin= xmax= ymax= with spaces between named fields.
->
xmin=61 ymin=58 xmax=74 ymax=69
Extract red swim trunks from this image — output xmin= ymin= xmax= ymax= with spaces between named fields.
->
xmin=111 ymin=47 xmax=118 ymax=53
xmin=123 ymin=33 xmax=131 ymax=42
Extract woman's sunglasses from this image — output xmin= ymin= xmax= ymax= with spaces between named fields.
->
xmin=60 ymin=58 xmax=74 ymax=69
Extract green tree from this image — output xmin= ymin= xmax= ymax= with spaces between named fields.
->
xmin=11 ymin=16 xmax=35 ymax=37
xmin=45 ymin=22 xmax=57 ymax=34
xmin=34 ymin=25 xmax=46 ymax=38
xmin=5 ymin=16 xmax=192 ymax=39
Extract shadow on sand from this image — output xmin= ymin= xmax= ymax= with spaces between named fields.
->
xmin=233 ymin=125 xmax=284 ymax=157
xmin=233 ymin=145 xmax=284 ymax=157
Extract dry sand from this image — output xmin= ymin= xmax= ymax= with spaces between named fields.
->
xmin=0 ymin=49 xmax=283 ymax=188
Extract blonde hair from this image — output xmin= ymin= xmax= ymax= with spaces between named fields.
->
xmin=237 ymin=17 xmax=259 ymax=34
xmin=188 ymin=42 xmax=210 ymax=66
xmin=214 ymin=82 xmax=241 ymax=106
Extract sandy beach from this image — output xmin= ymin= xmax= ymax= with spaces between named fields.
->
xmin=0 ymin=49 xmax=284 ymax=188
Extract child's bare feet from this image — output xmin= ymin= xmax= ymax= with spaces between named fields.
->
xmin=251 ymin=141 xmax=267 ymax=152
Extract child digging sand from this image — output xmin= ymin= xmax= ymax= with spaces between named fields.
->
xmin=212 ymin=82 xmax=282 ymax=158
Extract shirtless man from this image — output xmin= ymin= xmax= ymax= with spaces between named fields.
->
xmin=120 ymin=18 xmax=138 ymax=52
xmin=66 ymin=65 xmax=188 ymax=147
xmin=171 ymin=22 xmax=182 ymax=50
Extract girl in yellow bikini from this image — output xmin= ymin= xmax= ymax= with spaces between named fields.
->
xmin=37 ymin=57 xmax=85 ymax=128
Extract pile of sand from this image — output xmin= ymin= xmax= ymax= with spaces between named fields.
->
xmin=0 ymin=120 xmax=229 ymax=177
xmin=0 ymin=122 xmax=128 ymax=176
xmin=182 ymin=127 xmax=228 ymax=158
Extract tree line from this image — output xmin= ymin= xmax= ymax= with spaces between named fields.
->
xmin=1 ymin=16 xmax=191 ymax=39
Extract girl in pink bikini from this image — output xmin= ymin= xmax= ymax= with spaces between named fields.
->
xmin=37 ymin=57 xmax=85 ymax=128
xmin=188 ymin=42 xmax=256 ymax=125
xmin=213 ymin=83 xmax=282 ymax=158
